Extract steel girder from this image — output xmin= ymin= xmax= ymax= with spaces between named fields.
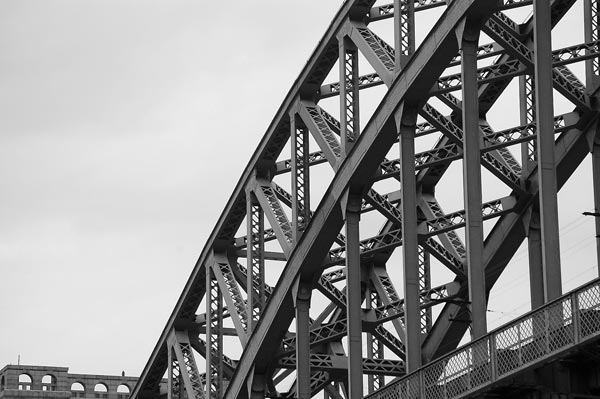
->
xmin=130 ymin=1 xmax=600 ymax=399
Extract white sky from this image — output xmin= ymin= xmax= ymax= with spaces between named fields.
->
xmin=0 ymin=1 xmax=341 ymax=376
xmin=1 ymin=0 xmax=599 ymax=380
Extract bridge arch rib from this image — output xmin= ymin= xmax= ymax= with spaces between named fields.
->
xmin=131 ymin=1 xmax=600 ymax=399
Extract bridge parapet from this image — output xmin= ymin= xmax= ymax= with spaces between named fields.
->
xmin=367 ymin=278 xmax=600 ymax=399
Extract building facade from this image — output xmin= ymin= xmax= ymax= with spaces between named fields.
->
xmin=0 ymin=365 xmax=145 ymax=399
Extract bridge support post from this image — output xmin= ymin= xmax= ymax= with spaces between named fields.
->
xmin=418 ymin=246 xmax=432 ymax=333
xmin=397 ymin=103 xmax=422 ymax=371
xmin=458 ymin=19 xmax=487 ymax=338
xmin=339 ymin=36 xmax=359 ymax=155
xmin=206 ymin=266 xmax=224 ymax=399
xmin=343 ymin=192 xmax=363 ymax=399
xmin=526 ymin=209 xmax=545 ymax=309
xmin=520 ymin=74 xmax=536 ymax=172
xmin=167 ymin=330 xmax=204 ymax=399
xmin=592 ymin=140 xmax=600 ymax=275
xmin=534 ymin=0 xmax=562 ymax=301
xmin=340 ymin=30 xmax=363 ymax=399
xmin=365 ymin=284 xmax=384 ymax=393
xmin=247 ymin=193 xmax=266 ymax=330
xmin=584 ymin=0 xmax=600 ymax=92
xmin=585 ymin=1 xmax=600 ymax=275
xmin=247 ymin=369 xmax=265 ymax=399
xmin=167 ymin=345 xmax=181 ymax=399
xmin=394 ymin=0 xmax=414 ymax=71
xmin=519 ymin=74 xmax=545 ymax=309
xmin=291 ymin=113 xmax=310 ymax=241
xmin=292 ymin=280 xmax=312 ymax=399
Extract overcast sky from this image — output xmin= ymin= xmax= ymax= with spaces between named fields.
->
xmin=0 ymin=1 xmax=341 ymax=376
xmin=1 ymin=0 xmax=598 ymax=380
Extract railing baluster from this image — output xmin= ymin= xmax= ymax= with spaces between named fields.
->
xmin=366 ymin=279 xmax=600 ymax=399
xmin=490 ymin=334 xmax=497 ymax=382
xmin=572 ymin=292 xmax=580 ymax=344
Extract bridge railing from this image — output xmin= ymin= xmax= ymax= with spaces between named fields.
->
xmin=368 ymin=278 xmax=600 ymax=399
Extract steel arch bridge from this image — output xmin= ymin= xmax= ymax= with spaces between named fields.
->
xmin=131 ymin=1 xmax=600 ymax=398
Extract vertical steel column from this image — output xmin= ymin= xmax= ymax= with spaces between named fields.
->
xmin=291 ymin=111 xmax=312 ymax=399
xmin=167 ymin=346 xmax=174 ymax=399
xmin=293 ymin=282 xmax=311 ymax=399
xmin=534 ymin=0 xmax=563 ymax=301
xmin=206 ymin=267 xmax=223 ymax=399
xmin=168 ymin=331 xmax=205 ymax=399
xmin=526 ymin=210 xmax=545 ymax=308
xmin=291 ymin=114 xmax=310 ymax=243
xmin=519 ymin=75 xmax=545 ymax=309
xmin=585 ymin=0 xmax=600 ymax=272
xmin=344 ymin=193 xmax=363 ymax=399
xmin=339 ymin=37 xmax=359 ymax=155
xmin=394 ymin=0 xmax=415 ymax=71
xmin=520 ymin=75 xmax=537 ymax=170
xmin=593 ymin=142 xmax=600 ymax=274
xmin=418 ymin=246 xmax=432 ymax=333
xmin=366 ymin=287 xmax=384 ymax=393
xmin=341 ymin=34 xmax=363 ymax=396
xmin=248 ymin=372 xmax=265 ymax=399
xmin=168 ymin=346 xmax=181 ymax=399
xmin=340 ymin=33 xmax=363 ymax=396
xmin=366 ymin=286 xmax=375 ymax=394
xmin=247 ymin=194 xmax=266 ymax=331
xmin=459 ymin=22 xmax=487 ymax=338
xmin=585 ymin=0 xmax=600 ymax=87
xmin=398 ymin=104 xmax=421 ymax=371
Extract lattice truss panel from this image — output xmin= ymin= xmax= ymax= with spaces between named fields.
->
xmin=131 ymin=1 xmax=600 ymax=399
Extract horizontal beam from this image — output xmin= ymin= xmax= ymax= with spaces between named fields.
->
xmin=374 ymin=113 xmax=576 ymax=183
xmin=278 ymin=354 xmax=406 ymax=377
xmin=431 ymin=40 xmax=600 ymax=95
xmin=423 ymin=196 xmax=516 ymax=237
xmin=319 ymin=44 xmax=504 ymax=99
xmin=280 ymin=282 xmax=459 ymax=354
xmin=321 ymin=39 xmax=599 ymax=101
xmin=368 ymin=0 xmax=533 ymax=23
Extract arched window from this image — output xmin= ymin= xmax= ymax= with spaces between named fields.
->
xmin=117 ymin=384 xmax=129 ymax=393
xmin=117 ymin=384 xmax=130 ymax=398
xmin=94 ymin=383 xmax=108 ymax=399
xmin=42 ymin=375 xmax=57 ymax=391
xmin=18 ymin=374 xmax=32 ymax=391
xmin=71 ymin=382 xmax=85 ymax=398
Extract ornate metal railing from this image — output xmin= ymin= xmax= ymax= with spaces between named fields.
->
xmin=368 ymin=278 xmax=600 ymax=399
